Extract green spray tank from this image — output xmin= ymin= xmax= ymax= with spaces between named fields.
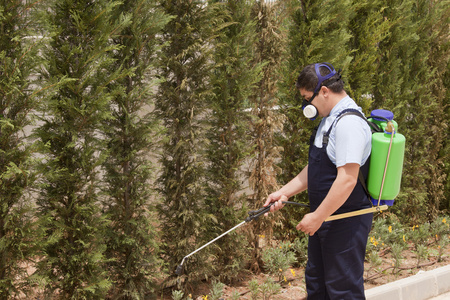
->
xmin=367 ymin=109 xmax=406 ymax=206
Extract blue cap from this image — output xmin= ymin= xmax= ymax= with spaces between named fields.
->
xmin=370 ymin=109 xmax=394 ymax=122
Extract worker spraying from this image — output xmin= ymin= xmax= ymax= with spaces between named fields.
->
xmin=175 ymin=63 xmax=405 ymax=299
xmin=264 ymin=62 xmax=404 ymax=299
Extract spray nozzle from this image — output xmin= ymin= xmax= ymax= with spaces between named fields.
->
xmin=176 ymin=257 xmax=187 ymax=275
xmin=175 ymin=263 xmax=184 ymax=276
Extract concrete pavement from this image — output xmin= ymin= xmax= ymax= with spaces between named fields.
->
xmin=365 ymin=265 xmax=450 ymax=300
xmin=428 ymin=291 xmax=450 ymax=299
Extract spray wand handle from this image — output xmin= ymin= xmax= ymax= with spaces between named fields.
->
xmin=246 ymin=201 xmax=309 ymax=222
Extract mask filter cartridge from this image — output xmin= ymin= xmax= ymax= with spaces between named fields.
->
xmin=302 ymin=100 xmax=318 ymax=120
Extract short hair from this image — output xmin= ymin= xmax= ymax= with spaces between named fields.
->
xmin=295 ymin=63 xmax=344 ymax=93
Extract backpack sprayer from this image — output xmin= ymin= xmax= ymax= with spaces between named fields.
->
xmin=175 ymin=109 xmax=405 ymax=275
xmin=324 ymin=109 xmax=406 ymax=221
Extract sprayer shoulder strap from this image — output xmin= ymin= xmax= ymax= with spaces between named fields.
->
xmin=323 ymin=108 xmax=367 ymax=144
xmin=326 ymin=108 xmax=382 ymax=198
xmin=328 ymin=108 xmax=383 ymax=134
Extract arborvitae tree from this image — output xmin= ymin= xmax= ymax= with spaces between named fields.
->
xmin=288 ymin=0 xmax=354 ymax=65
xmin=274 ymin=0 xmax=314 ymax=240
xmin=372 ymin=0 xmax=448 ymax=223
xmin=422 ymin=0 xmax=448 ymax=214
xmin=205 ymin=0 xmax=262 ymax=281
xmin=35 ymin=1 xmax=129 ymax=297
xmin=443 ymin=53 xmax=450 ymax=211
xmin=155 ymin=0 xmax=218 ymax=284
xmin=102 ymin=1 xmax=170 ymax=298
xmin=444 ymin=106 xmax=449 ymax=211
xmin=246 ymin=0 xmax=285 ymax=271
xmin=346 ymin=0 xmax=392 ymax=110
xmin=0 ymin=1 xmax=42 ymax=298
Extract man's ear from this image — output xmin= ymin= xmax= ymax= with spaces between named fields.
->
xmin=321 ymin=86 xmax=330 ymax=98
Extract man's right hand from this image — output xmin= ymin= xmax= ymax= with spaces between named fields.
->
xmin=264 ymin=191 xmax=288 ymax=215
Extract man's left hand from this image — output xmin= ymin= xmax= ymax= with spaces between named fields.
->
xmin=296 ymin=212 xmax=323 ymax=236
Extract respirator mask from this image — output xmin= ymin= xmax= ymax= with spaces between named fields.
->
xmin=301 ymin=62 xmax=339 ymax=120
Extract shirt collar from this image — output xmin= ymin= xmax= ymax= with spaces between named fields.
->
xmin=328 ymin=95 xmax=352 ymax=117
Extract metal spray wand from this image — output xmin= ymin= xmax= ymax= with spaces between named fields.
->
xmin=175 ymin=201 xmax=308 ymax=275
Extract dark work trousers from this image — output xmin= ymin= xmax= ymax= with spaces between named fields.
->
xmin=305 ymin=125 xmax=373 ymax=300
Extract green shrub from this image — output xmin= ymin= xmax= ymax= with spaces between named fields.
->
xmin=291 ymin=237 xmax=308 ymax=267
xmin=260 ymin=277 xmax=281 ymax=300
xmin=262 ymin=241 xmax=297 ymax=281
xmin=249 ymin=279 xmax=259 ymax=300
xmin=209 ymin=279 xmax=225 ymax=300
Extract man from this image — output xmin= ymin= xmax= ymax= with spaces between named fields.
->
xmin=264 ymin=62 xmax=373 ymax=299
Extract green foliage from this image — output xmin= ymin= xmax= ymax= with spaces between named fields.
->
xmin=249 ymin=276 xmax=282 ymax=300
xmin=368 ymin=214 xmax=408 ymax=248
xmin=291 ymin=237 xmax=308 ymax=267
xmin=390 ymin=243 xmax=404 ymax=276
xmin=0 ymin=1 xmax=43 ymax=298
xmin=367 ymin=213 xmax=449 ymax=274
xmin=209 ymin=279 xmax=225 ymax=300
xmin=366 ymin=250 xmax=383 ymax=278
xmin=230 ymin=290 xmax=241 ymax=300
xmin=0 ymin=0 xmax=448 ymax=297
xmin=248 ymin=279 xmax=260 ymax=300
xmin=204 ymin=0 xmax=258 ymax=281
xmin=155 ymin=0 xmax=220 ymax=283
xmin=408 ymin=223 xmax=431 ymax=251
xmin=260 ymin=277 xmax=281 ymax=300
xmin=171 ymin=290 xmax=184 ymax=300
xmin=247 ymin=0 xmax=286 ymax=270
xmin=102 ymin=1 xmax=170 ymax=298
xmin=430 ymin=215 xmax=450 ymax=262
xmin=347 ymin=0 xmax=391 ymax=109
xmin=370 ymin=0 xmax=449 ymax=223
xmin=415 ymin=244 xmax=429 ymax=267
xmin=430 ymin=215 xmax=449 ymax=243
xmin=261 ymin=241 xmax=296 ymax=281
xmin=171 ymin=289 xmax=193 ymax=300
xmin=436 ymin=235 xmax=449 ymax=262
xmin=34 ymin=0 xmax=129 ymax=297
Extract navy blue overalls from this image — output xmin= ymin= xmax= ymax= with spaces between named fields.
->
xmin=306 ymin=109 xmax=373 ymax=300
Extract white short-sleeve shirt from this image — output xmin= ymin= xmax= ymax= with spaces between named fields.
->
xmin=313 ymin=96 xmax=372 ymax=167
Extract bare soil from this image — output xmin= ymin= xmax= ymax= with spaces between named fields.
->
xmin=171 ymin=243 xmax=450 ymax=300
xmin=23 ymin=240 xmax=450 ymax=299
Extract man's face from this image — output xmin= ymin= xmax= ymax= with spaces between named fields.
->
xmin=300 ymin=88 xmax=317 ymax=104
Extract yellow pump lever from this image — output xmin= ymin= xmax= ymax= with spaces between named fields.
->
xmin=325 ymin=205 xmax=388 ymax=222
